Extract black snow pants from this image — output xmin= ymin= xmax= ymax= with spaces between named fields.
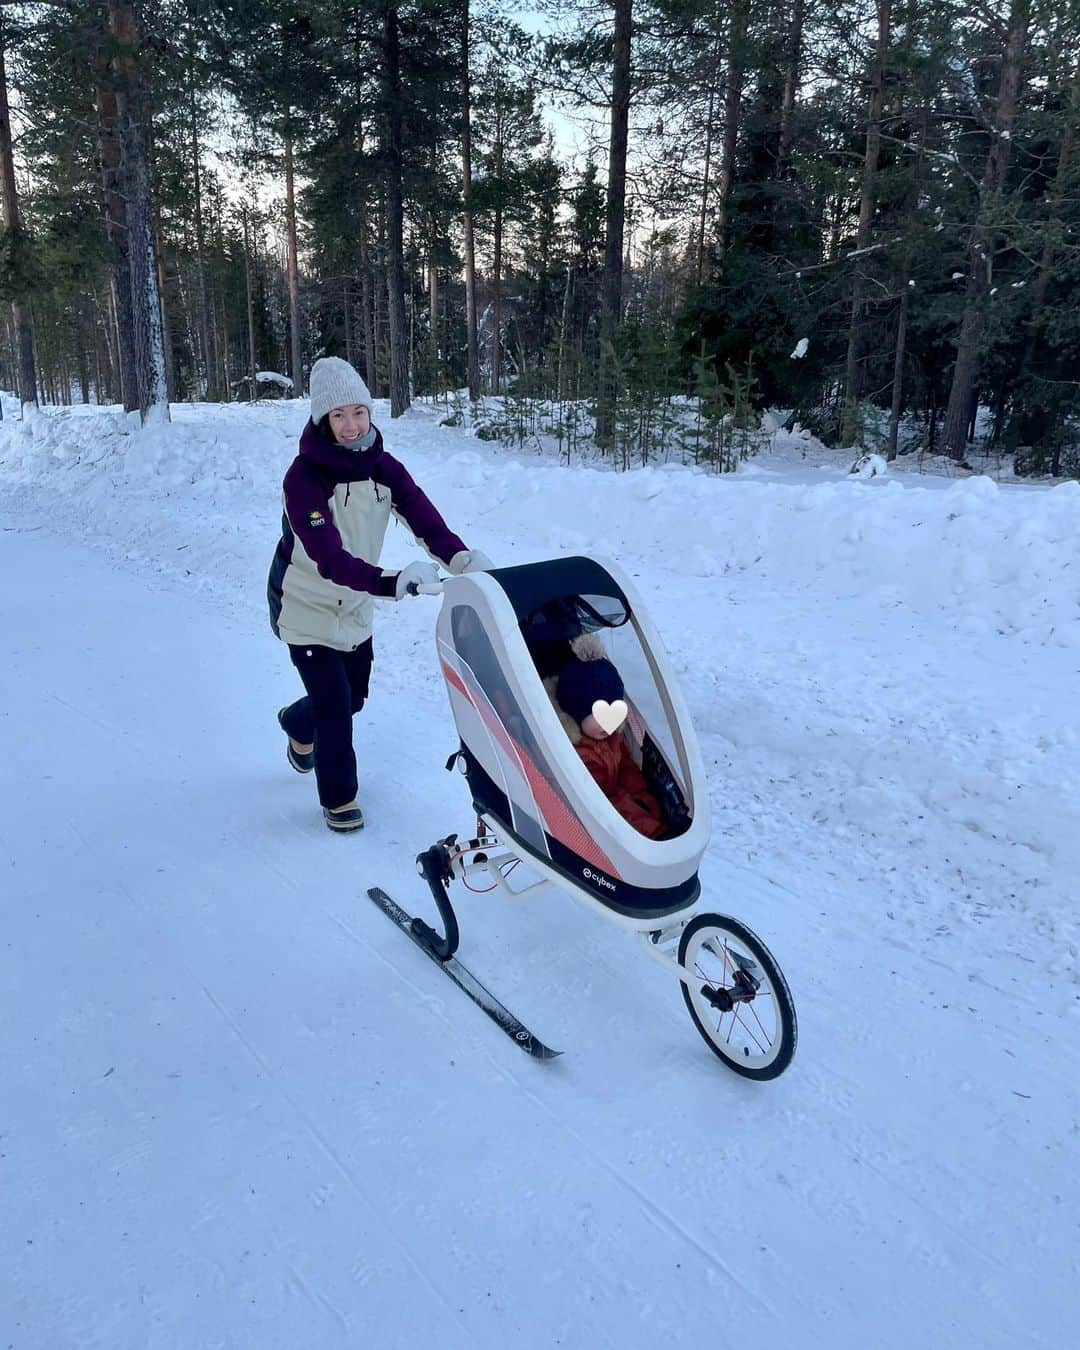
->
xmin=281 ymin=639 xmax=374 ymax=808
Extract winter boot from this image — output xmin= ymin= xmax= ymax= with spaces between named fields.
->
xmin=324 ymin=803 xmax=365 ymax=832
xmin=278 ymin=707 xmax=314 ymax=773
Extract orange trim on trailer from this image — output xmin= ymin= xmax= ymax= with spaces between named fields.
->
xmin=441 ymin=658 xmax=620 ymax=878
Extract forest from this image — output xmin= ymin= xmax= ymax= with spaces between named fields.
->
xmin=2 ymin=0 xmax=1078 ymax=475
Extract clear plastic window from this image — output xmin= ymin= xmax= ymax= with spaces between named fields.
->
xmin=517 ymin=595 xmax=693 ymax=834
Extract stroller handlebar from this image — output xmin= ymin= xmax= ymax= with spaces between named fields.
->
xmin=405 ymin=579 xmax=447 ymax=597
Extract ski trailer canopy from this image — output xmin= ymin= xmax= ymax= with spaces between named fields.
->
xmin=436 ymin=556 xmax=712 ymax=927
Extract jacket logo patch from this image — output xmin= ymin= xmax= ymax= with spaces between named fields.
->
xmin=308 ymin=509 xmax=327 ymax=528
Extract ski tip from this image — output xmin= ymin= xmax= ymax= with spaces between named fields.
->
xmin=525 ymin=1041 xmax=563 ymax=1061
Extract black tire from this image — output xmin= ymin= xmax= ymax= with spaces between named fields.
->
xmin=678 ymin=913 xmax=797 ymax=1080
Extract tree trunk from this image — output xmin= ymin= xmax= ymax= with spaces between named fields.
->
xmin=95 ymin=76 xmax=138 ymax=412
xmin=242 ymin=207 xmax=258 ymax=398
xmin=211 ymin=291 xmax=227 ymax=401
xmin=152 ymin=190 xmax=176 ymax=402
xmin=407 ymin=229 xmax=417 ymax=395
xmin=32 ymin=314 xmax=46 ymax=403
xmin=491 ymin=92 xmax=505 ymax=398
xmin=381 ymin=3 xmax=410 ymax=417
xmin=75 ymin=311 xmax=91 ymax=404
xmin=353 ymin=114 xmax=377 ymax=393
xmin=557 ymin=265 xmax=573 ymax=405
xmin=176 ymin=247 xmax=199 ymax=398
xmin=461 ymin=0 xmax=480 ymax=401
xmin=601 ymin=0 xmax=632 ymax=332
xmin=100 ymin=287 xmax=119 ymax=403
xmin=715 ymin=0 xmax=748 ymax=259
xmin=375 ymin=205 xmax=388 ymax=394
xmin=493 ymin=205 xmax=503 ymax=396
xmin=283 ymin=129 xmax=304 ymax=396
xmin=343 ymin=279 xmax=353 ymax=365
xmin=887 ymin=95 xmax=928 ymax=460
xmin=428 ymin=234 xmax=439 ymax=392
xmin=0 ymin=19 xmax=38 ymax=418
xmin=108 ymin=0 xmax=169 ymax=423
xmin=6 ymin=296 xmax=34 ymax=408
xmin=777 ymin=0 xmax=805 ymax=174
xmin=886 ymin=274 xmax=909 ymax=460
xmin=596 ymin=0 xmax=632 ymax=446
xmin=190 ymin=84 xmax=219 ymax=399
xmin=360 ymin=202 xmax=376 ymax=392
xmin=427 ymin=132 xmax=439 ymax=393
xmin=695 ymin=16 xmax=721 ymax=285
xmin=942 ymin=0 xmax=1029 ymax=460
xmin=842 ymin=0 xmax=891 ymax=444
xmin=93 ymin=305 xmax=107 ymax=403
xmin=1005 ymin=56 xmax=1079 ymax=451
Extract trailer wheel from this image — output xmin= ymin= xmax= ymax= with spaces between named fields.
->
xmin=678 ymin=913 xmax=796 ymax=1080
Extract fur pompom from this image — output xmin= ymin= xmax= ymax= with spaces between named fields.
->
xmin=569 ymin=632 xmax=607 ymax=662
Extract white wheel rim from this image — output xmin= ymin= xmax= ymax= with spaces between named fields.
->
xmin=682 ymin=925 xmax=784 ymax=1071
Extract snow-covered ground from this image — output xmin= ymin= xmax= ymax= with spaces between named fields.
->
xmin=2 ymin=397 xmax=1078 ymax=1348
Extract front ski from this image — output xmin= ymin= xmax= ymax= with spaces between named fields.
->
xmin=366 ymin=887 xmax=561 ymax=1060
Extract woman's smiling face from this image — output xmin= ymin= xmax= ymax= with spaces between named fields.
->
xmin=328 ymin=404 xmax=371 ymax=443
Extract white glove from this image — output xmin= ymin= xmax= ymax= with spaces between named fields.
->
xmin=447 ymin=548 xmax=494 ymax=575
xmin=393 ymin=560 xmax=441 ymax=600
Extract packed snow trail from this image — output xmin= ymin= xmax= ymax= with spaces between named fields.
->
xmin=1 ymin=415 xmax=1078 ymax=1347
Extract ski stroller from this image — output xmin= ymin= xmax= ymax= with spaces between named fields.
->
xmin=369 ymin=555 xmax=797 ymax=1079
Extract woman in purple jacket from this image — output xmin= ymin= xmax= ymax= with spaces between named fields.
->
xmin=268 ymin=357 xmax=491 ymax=831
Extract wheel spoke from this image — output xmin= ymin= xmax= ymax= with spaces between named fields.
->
xmin=730 ymin=1003 xmax=770 ymax=1054
xmin=695 ymin=956 xmax=769 ymax=1052
xmin=694 ymin=954 xmax=775 ymax=1006
xmin=747 ymin=999 xmax=772 ymax=1042
xmin=695 ymin=940 xmax=774 ymax=1058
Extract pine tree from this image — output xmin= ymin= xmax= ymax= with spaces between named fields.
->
xmin=106 ymin=0 xmax=170 ymax=421
xmin=0 ymin=9 xmax=39 ymax=416
xmin=471 ymin=51 xmax=542 ymax=395
xmin=942 ymin=0 xmax=1030 ymax=461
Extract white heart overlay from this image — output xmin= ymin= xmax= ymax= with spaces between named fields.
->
xmin=591 ymin=698 xmax=628 ymax=735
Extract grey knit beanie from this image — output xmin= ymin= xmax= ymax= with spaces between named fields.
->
xmin=309 ymin=357 xmax=372 ymax=425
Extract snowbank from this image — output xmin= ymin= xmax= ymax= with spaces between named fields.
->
xmin=3 ymin=400 xmax=1078 ymax=649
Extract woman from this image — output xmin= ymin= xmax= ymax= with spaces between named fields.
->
xmin=268 ymin=356 xmax=491 ymax=831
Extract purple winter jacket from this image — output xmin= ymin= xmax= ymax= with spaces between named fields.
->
xmin=268 ymin=419 xmax=466 ymax=651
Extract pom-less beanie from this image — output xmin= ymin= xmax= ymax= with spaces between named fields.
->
xmin=310 ymin=357 xmax=373 ymax=425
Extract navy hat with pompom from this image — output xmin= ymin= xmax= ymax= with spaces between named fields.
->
xmin=556 ymin=656 xmax=624 ymax=727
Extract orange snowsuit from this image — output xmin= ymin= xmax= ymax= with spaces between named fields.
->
xmin=576 ymin=731 xmax=666 ymax=839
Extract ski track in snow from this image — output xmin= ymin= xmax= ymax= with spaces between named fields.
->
xmin=1 ymin=400 xmax=1078 ymax=1348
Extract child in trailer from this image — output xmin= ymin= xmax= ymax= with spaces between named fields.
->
xmin=550 ymin=638 xmax=667 ymax=840
xmin=268 ymin=356 xmax=491 ymax=832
